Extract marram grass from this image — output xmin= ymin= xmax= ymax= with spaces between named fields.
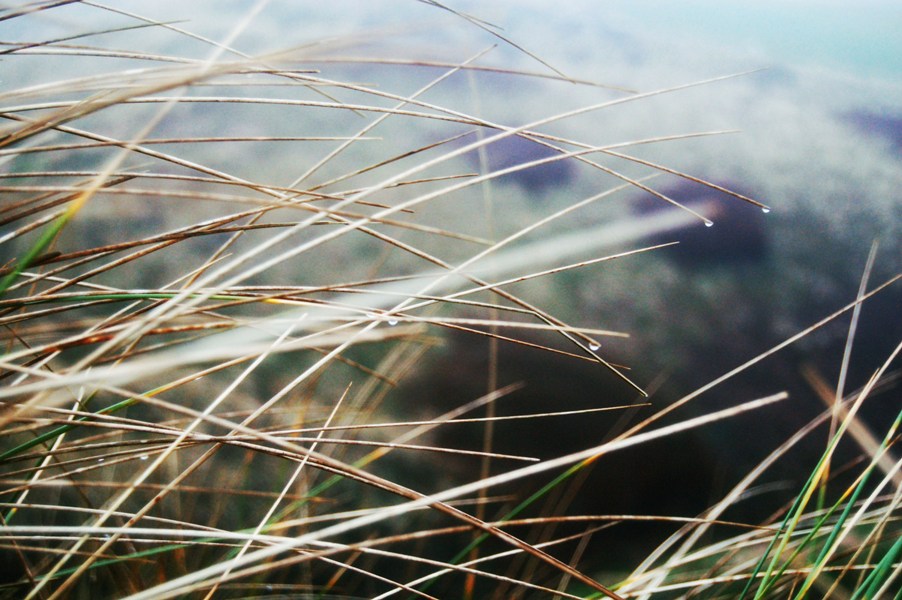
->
xmin=0 ymin=2 xmax=899 ymax=599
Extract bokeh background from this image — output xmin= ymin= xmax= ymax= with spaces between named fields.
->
xmin=4 ymin=0 xmax=900 ymax=576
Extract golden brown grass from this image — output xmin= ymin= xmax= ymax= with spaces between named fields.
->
xmin=0 ymin=2 xmax=899 ymax=599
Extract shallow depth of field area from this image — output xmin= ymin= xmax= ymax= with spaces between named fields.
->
xmin=0 ymin=2 xmax=900 ymax=599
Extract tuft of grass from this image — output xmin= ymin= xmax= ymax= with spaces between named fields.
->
xmin=1 ymin=2 xmax=899 ymax=599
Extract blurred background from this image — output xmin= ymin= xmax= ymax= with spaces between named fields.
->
xmin=3 ymin=0 xmax=900 ymax=577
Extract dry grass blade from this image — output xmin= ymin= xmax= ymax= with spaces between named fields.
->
xmin=2 ymin=2 xmax=897 ymax=599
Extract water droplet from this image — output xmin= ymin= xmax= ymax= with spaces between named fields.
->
xmin=388 ymin=319 xmax=398 ymax=326
xmin=761 ymin=207 xmax=771 ymax=214
xmin=589 ymin=343 xmax=601 ymax=352
xmin=704 ymin=220 xmax=714 ymax=228
xmin=140 ymin=455 xmax=149 ymax=461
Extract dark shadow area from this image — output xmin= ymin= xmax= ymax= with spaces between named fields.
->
xmin=844 ymin=109 xmax=902 ymax=151
xmin=461 ymin=134 xmax=577 ymax=194
xmin=631 ymin=179 xmax=769 ymax=266
xmin=397 ymin=329 xmax=725 ymax=569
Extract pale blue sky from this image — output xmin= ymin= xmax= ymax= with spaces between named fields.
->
xmin=594 ymin=1 xmax=902 ymax=78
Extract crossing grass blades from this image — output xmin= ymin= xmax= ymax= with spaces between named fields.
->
xmin=0 ymin=2 xmax=899 ymax=598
